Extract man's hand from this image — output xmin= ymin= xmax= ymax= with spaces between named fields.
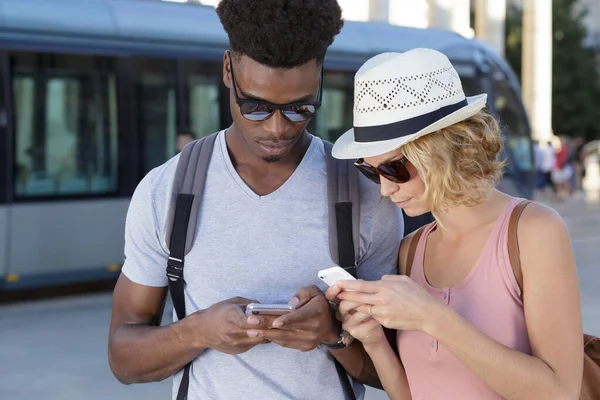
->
xmin=185 ymin=296 xmax=268 ymax=355
xmin=246 ymin=286 xmax=339 ymax=352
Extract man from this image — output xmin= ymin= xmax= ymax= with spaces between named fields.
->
xmin=108 ymin=1 xmax=403 ymax=399
xmin=176 ymin=130 xmax=196 ymax=153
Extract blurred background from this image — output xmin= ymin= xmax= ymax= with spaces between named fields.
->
xmin=0 ymin=0 xmax=599 ymax=399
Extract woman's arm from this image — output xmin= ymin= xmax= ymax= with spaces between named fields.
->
xmin=427 ymin=203 xmax=583 ymax=400
xmin=337 ymin=203 xmax=583 ymax=400
xmin=362 ymin=339 xmax=412 ymax=400
xmin=326 ymin=285 xmax=412 ymax=398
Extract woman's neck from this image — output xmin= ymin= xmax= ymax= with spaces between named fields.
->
xmin=432 ymin=189 xmax=513 ymax=241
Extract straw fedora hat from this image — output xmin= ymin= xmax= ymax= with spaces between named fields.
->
xmin=332 ymin=48 xmax=487 ymax=159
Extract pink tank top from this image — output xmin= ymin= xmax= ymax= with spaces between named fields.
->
xmin=397 ymin=198 xmax=532 ymax=399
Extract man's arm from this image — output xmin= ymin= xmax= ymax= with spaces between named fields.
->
xmin=328 ymin=337 xmax=384 ymax=389
xmin=108 ymin=275 xmax=267 ymax=384
xmin=108 ymin=275 xmax=202 ymax=383
xmin=109 ymin=170 xmax=265 ymax=384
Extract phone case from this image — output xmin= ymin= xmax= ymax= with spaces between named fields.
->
xmin=245 ymin=303 xmax=295 ymax=316
xmin=318 ymin=266 xmax=357 ymax=287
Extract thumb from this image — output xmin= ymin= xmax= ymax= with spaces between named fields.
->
xmin=289 ymin=285 xmax=321 ymax=308
xmin=226 ymin=297 xmax=259 ymax=311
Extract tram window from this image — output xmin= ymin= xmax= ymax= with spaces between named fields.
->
xmin=310 ymin=71 xmax=353 ymax=142
xmin=453 ymin=63 xmax=480 ymax=97
xmin=183 ymin=61 xmax=221 ymax=138
xmin=460 ymin=76 xmax=480 ymax=97
xmin=491 ymin=73 xmax=533 ymax=171
xmin=135 ymin=59 xmax=177 ymax=174
xmin=12 ymin=52 xmax=118 ymax=197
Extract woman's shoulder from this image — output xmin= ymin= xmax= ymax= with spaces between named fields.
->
xmin=518 ymin=200 xmax=566 ymax=235
xmin=516 ymin=200 xmax=571 ymax=263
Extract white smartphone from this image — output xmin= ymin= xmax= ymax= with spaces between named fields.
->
xmin=245 ymin=303 xmax=296 ymax=316
xmin=318 ymin=266 xmax=357 ymax=287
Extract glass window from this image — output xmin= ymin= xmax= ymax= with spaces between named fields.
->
xmin=453 ymin=63 xmax=480 ymax=96
xmin=310 ymin=71 xmax=354 ymax=142
xmin=184 ymin=61 xmax=221 ymax=139
xmin=491 ymin=69 xmax=534 ymax=172
xmin=135 ymin=59 xmax=177 ymax=174
xmin=12 ymin=52 xmax=118 ymax=197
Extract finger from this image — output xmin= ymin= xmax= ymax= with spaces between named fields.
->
xmin=338 ymin=300 xmax=361 ymax=316
xmin=247 ymin=329 xmax=263 ymax=338
xmin=289 ymin=285 xmax=322 ymax=309
xmin=259 ymin=328 xmax=287 ymax=342
xmin=344 ymin=319 xmax=381 ymax=341
xmin=354 ymin=304 xmax=380 ymax=316
xmin=335 ymin=279 xmax=382 ymax=294
xmin=340 ymin=311 xmax=368 ymax=326
xmin=243 ymin=330 xmax=272 ymax=346
xmin=351 ymin=311 xmax=373 ymax=324
xmin=273 ymin=295 xmax=322 ymax=327
xmin=245 ymin=315 xmax=278 ymax=329
xmin=249 ymin=328 xmax=291 ymax=345
xmin=381 ymin=274 xmax=404 ymax=281
xmin=325 ymin=285 xmax=343 ymax=302
xmin=227 ymin=297 xmax=260 ymax=309
xmin=335 ymin=310 xmax=343 ymax=322
xmin=337 ymin=290 xmax=379 ymax=305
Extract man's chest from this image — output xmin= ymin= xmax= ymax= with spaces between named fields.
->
xmin=178 ymin=189 xmax=336 ymax=307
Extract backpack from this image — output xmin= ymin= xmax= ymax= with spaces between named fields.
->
xmin=164 ymin=132 xmax=362 ymax=400
xmin=405 ymin=200 xmax=600 ymax=400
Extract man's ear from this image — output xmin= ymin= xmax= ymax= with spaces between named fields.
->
xmin=223 ymin=50 xmax=232 ymax=89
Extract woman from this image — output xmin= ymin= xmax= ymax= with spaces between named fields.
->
xmin=326 ymin=49 xmax=583 ymax=399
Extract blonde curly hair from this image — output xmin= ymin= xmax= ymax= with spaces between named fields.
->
xmin=400 ymin=110 xmax=506 ymax=219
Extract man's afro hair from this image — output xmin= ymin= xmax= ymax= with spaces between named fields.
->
xmin=216 ymin=0 xmax=344 ymax=69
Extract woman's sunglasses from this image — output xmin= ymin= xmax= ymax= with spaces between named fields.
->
xmin=354 ymin=157 xmax=411 ymax=184
xmin=229 ymin=56 xmax=323 ymax=122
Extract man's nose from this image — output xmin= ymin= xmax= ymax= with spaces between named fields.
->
xmin=262 ymin=110 xmax=290 ymax=138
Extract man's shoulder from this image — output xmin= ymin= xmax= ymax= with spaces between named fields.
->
xmin=144 ymin=132 xmax=224 ymax=196
xmin=143 ymin=154 xmax=180 ymax=198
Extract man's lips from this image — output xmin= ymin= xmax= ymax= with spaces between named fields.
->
xmin=257 ymin=141 xmax=292 ymax=155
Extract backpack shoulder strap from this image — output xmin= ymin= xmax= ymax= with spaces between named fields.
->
xmin=323 ymin=140 xmax=359 ymax=400
xmin=507 ymin=199 xmax=532 ymax=296
xmin=323 ymin=140 xmax=360 ymax=278
xmin=166 ymin=132 xmax=219 ymax=258
xmin=165 ymin=132 xmax=218 ymax=400
xmin=405 ymin=226 xmax=427 ymax=277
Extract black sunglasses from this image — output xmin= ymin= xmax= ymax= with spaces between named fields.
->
xmin=354 ymin=157 xmax=411 ymax=184
xmin=229 ymin=56 xmax=323 ymax=122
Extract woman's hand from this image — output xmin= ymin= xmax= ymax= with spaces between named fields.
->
xmin=325 ymin=284 xmax=386 ymax=347
xmin=334 ymin=275 xmax=443 ymax=334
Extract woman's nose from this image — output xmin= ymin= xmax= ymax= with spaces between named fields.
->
xmin=380 ymin=176 xmax=399 ymax=197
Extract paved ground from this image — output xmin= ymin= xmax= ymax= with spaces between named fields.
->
xmin=1 ymin=194 xmax=599 ymax=400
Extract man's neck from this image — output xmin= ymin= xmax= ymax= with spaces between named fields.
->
xmin=224 ymin=124 xmax=311 ymax=171
xmin=223 ymin=125 xmax=312 ymax=196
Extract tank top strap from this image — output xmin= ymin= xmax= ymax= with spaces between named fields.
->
xmin=409 ymin=222 xmax=437 ymax=285
xmin=488 ymin=197 xmax=524 ymax=240
xmin=495 ymin=197 xmax=528 ymax=302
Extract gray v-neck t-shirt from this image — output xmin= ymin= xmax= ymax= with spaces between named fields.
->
xmin=122 ymin=131 xmax=404 ymax=400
